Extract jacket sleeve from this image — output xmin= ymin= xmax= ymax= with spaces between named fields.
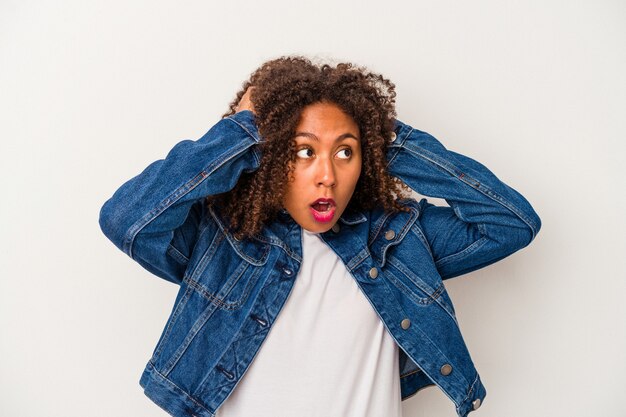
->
xmin=98 ymin=110 xmax=263 ymax=285
xmin=386 ymin=120 xmax=541 ymax=280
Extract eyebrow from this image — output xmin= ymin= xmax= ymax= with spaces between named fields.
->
xmin=294 ymin=132 xmax=360 ymax=142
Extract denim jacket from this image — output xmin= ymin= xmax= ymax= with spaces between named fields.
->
xmin=99 ymin=110 xmax=541 ymax=417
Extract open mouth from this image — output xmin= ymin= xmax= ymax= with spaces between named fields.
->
xmin=311 ymin=202 xmax=333 ymax=212
xmin=310 ymin=202 xmax=336 ymax=222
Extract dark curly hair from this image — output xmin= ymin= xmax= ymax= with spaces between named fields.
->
xmin=207 ymin=55 xmax=412 ymax=240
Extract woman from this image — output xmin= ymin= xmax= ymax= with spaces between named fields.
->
xmin=99 ymin=56 xmax=541 ymax=417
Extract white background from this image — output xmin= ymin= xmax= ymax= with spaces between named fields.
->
xmin=1 ymin=1 xmax=624 ymax=416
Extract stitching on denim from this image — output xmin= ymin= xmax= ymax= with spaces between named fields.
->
xmin=375 ymin=268 xmax=472 ymax=406
xmin=384 ymin=270 xmax=436 ymax=305
xmin=125 ymin=170 xmax=208 ymax=258
xmin=345 ymin=246 xmax=370 ymax=271
xmin=409 ymin=225 xmax=434 ymax=260
xmin=400 ymin=143 xmax=539 ymax=238
xmin=461 ymin=373 xmax=480 ymax=404
xmin=435 ymin=236 xmax=489 ymax=267
xmin=206 ymin=204 xmax=270 ymax=266
xmin=162 ymin=295 xmax=222 ymax=375
xmin=147 ymin=363 xmax=213 ymax=414
xmin=183 ymin=264 xmax=263 ymax=311
xmin=152 ymin=284 xmax=195 ymax=359
xmin=167 ymin=243 xmax=189 ymax=264
xmin=210 ymin=262 xmax=251 ymax=308
xmin=476 ymin=221 xmax=487 ymax=236
xmin=225 ymin=116 xmax=261 ymax=143
xmin=338 ymin=211 xmax=368 ymax=225
xmin=387 ymin=256 xmax=443 ymax=302
xmin=188 ymin=228 xmax=224 ymax=281
xmin=369 ymin=211 xmax=391 ymax=246
xmin=321 ymin=231 xmax=369 ymax=272
xmin=368 ymin=196 xmax=417 ymax=246
xmin=380 ymin=205 xmax=417 ymax=266
xmin=199 ymin=299 xmax=283 ymax=397
xmin=125 ymin=128 xmax=256 ymax=259
xmin=357 ymin=271 xmax=467 ymax=406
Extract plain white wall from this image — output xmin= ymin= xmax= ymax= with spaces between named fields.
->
xmin=1 ymin=1 xmax=624 ymax=416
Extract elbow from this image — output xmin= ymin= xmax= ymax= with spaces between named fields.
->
xmin=98 ymin=198 xmax=128 ymax=255
xmin=511 ymin=212 xmax=542 ymax=251
xmin=524 ymin=210 xmax=542 ymax=246
xmin=491 ymin=212 xmax=541 ymax=254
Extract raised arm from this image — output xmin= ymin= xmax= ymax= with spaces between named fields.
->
xmin=98 ymin=110 xmax=263 ymax=285
xmin=386 ymin=120 xmax=541 ymax=280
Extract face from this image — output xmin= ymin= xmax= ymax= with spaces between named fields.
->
xmin=282 ymin=101 xmax=362 ymax=233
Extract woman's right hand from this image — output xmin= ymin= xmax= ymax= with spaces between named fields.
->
xmin=236 ymin=86 xmax=255 ymax=114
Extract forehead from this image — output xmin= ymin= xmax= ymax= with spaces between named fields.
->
xmin=295 ymin=102 xmax=359 ymax=136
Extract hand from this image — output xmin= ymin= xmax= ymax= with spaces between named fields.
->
xmin=236 ymin=86 xmax=255 ymax=114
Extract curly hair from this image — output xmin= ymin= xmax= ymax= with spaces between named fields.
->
xmin=207 ymin=55 xmax=412 ymax=240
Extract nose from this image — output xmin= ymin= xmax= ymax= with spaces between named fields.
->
xmin=316 ymin=157 xmax=336 ymax=188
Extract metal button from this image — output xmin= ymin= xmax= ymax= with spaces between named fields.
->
xmin=384 ymin=230 xmax=396 ymax=240
xmin=332 ymin=223 xmax=340 ymax=233
xmin=390 ymin=132 xmax=397 ymax=142
xmin=472 ymin=398 xmax=481 ymax=410
xmin=283 ymin=268 xmax=293 ymax=276
xmin=368 ymin=267 xmax=378 ymax=279
xmin=440 ymin=364 xmax=452 ymax=376
xmin=401 ymin=318 xmax=411 ymax=329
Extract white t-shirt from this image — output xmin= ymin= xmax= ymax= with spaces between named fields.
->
xmin=216 ymin=227 xmax=403 ymax=417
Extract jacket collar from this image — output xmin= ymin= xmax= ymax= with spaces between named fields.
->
xmin=210 ymin=203 xmax=370 ymax=264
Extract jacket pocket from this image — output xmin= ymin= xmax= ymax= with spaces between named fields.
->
xmin=183 ymin=229 xmax=269 ymax=310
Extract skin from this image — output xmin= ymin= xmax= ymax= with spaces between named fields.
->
xmin=282 ymin=101 xmax=362 ymax=233
xmin=236 ymin=86 xmax=255 ymax=113
xmin=236 ymin=87 xmax=363 ymax=233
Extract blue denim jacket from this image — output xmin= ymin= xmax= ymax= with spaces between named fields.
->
xmin=99 ymin=110 xmax=541 ymax=417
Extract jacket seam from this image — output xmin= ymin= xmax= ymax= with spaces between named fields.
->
xmin=167 ymin=243 xmax=189 ymax=264
xmin=225 ymin=115 xmax=262 ymax=144
xmin=435 ymin=236 xmax=490 ymax=267
xmin=394 ymin=137 xmax=539 ymax=238
xmin=148 ymin=362 xmax=213 ymax=415
xmin=460 ymin=372 xmax=480 ymax=405
xmin=409 ymin=225 xmax=435 ymax=260
xmin=124 ymin=136 xmax=257 ymax=259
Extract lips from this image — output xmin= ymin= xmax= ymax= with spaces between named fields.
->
xmin=310 ymin=198 xmax=336 ymax=223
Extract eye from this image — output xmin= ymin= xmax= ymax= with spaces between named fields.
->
xmin=296 ymin=147 xmax=314 ymax=159
xmin=337 ymin=148 xmax=352 ymax=159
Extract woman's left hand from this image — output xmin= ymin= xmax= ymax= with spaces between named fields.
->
xmin=236 ymin=86 xmax=255 ymax=114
